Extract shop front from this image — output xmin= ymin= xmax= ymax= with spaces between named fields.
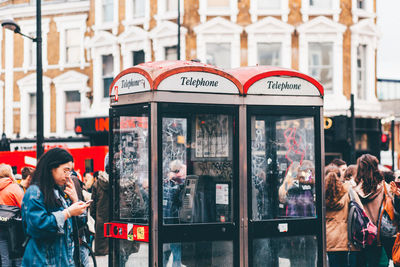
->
xmin=105 ymin=61 xmax=325 ymax=266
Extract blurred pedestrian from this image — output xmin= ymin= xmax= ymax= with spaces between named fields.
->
xmin=0 ymin=164 xmax=23 ymax=267
xmin=325 ymin=165 xmax=361 ymax=267
xmin=354 ymin=154 xmax=390 ymax=266
xmin=21 ymin=148 xmax=90 ymax=267
xmin=331 ymin=158 xmax=347 ymax=179
xmin=18 ymin=166 xmax=34 ymax=193
xmin=91 ymin=171 xmax=110 ymax=256
xmin=83 ymin=172 xmax=95 ymax=193
xmin=343 ymin=164 xmax=357 ymax=186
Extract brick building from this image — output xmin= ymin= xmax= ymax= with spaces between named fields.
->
xmin=0 ymin=0 xmax=382 ymax=159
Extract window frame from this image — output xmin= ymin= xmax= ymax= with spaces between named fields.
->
xmin=249 ymin=0 xmax=289 ymax=22
xmin=300 ymin=0 xmax=341 ymax=22
xmin=150 ymin=20 xmax=187 ymax=61
xmin=350 ymin=19 xmax=379 ymax=107
xmin=87 ymin=30 xmax=120 ymax=115
xmin=245 ymin=17 xmax=293 ymax=68
xmin=194 ymin=17 xmax=242 ymax=69
xmin=308 ymin=42 xmax=334 ymax=93
xmin=17 ymin=74 xmax=51 ymax=138
xmin=53 ymin=71 xmax=90 ymax=136
xmin=54 ymin=14 xmax=88 ymax=70
xmin=119 ymin=26 xmax=152 ymax=69
xmin=94 ymin=0 xmax=119 ymax=34
xmin=155 ymin=0 xmax=184 ymax=23
xmin=198 ymin=0 xmax=238 ymax=23
xmin=297 ymin=17 xmax=345 ymax=101
xmin=124 ymin=0 xmax=150 ymax=30
xmin=18 ymin=18 xmax=49 ymax=73
xmin=352 ymin=0 xmax=375 ymax=22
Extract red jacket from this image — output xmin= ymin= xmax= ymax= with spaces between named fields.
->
xmin=0 ymin=177 xmax=24 ymax=208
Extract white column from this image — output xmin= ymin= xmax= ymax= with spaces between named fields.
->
xmin=56 ymin=88 xmax=64 ymax=135
xmin=92 ymin=54 xmax=102 ymax=110
xmin=4 ymin=30 xmax=14 ymax=136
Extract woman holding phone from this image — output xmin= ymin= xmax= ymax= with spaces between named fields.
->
xmin=21 ymin=148 xmax=90 ymax=267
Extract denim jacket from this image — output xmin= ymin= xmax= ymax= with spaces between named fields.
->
xmin=21 ymin=185 xmax=75 ymax=267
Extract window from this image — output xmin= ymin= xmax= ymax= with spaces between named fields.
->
xmin=207 ymin=0 xmax=230 ymax=8
xmin=258 ymin=0 xmax=280 ymax=9
xmin=206 ymin=43 xmax=231 ymax=69
xmin=308 ymin=42 xmax=333 ymax=92
xmin=309 ymin=0 xmax=332 ymax=8
xmin=257 ymin=43 xmax=281 ymax=66
xmin=65 ymin=91 xmax=81 ymax=132
xmin=133 ymin=50 xmax=145 ymax=65
xmin=357 ymin=0 xmax=365 ymax=9
xmin=103 ymin=0 xmax=113 ymax=22
xmin=102 ymin=55 xmax=114 ymax=98
xmin=166 ymin=0 xmax=178 ymax=12
xmin=165 ymin=46 xmax=177 ymax=60
xmin=66 ymin=28 xmax=80 ymax=64
xmin=29 ymin=93 xmax=36 ymax=133
xmin=357 ymin=45 xmax=366 ymax=100
xmin=133 ymin=0 xmax=145 ymax=18
xmin=28 ymin=31 xmax=36 ymax=67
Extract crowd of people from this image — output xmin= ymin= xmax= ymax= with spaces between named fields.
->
xmin=326 ymin=154 xmax=400 ymax=267
xmin=0 ymin=148 xmax=109 ymax=267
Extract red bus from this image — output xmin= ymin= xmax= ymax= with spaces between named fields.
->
xmin=0 ymin=146 xmax=108 ymax=176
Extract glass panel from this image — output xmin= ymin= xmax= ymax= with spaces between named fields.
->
xmin=357 ymin=0 xmax=365 ymax=9
xmin=65 ymin=91 xmax=81 ymax=131
xmin=258 ymin=0 xmax=280 ymax=9
xmin=103 ymin=0 xmax=114 ymax=22
xmin=162 ymin=114 xmax=233 ymax=225
xmin=117 ymin=239 xmax=148 ymax=267
xmin=207 ymin=0 xmax=230 ymax=8
xmin=66 ymin=28 xmax=80 ymax=64
xmin=357 ymin=45 xmax=366 ymax=100
xmin=251 ymin=116 xmax=315 ymax=220
xmin=206 ymin=43 xmax=231 ymax=69
xmin=257 ymin=43 xmax=281 ymax=66
xmin=308 ymin=42 xmax=333 ymax=93
xmin=113 ymin=116 xmax=149 ymax=222
xmin=253 ymin=236 xmax=318 ymax=266
xmin=28 ymin=31 xmax=37 ymax=67
xmin=309 ymin=0 xmax=332 ymax=9
xmin=165 ymin=46 xmax=178 ymax=60
xmin=29 ymin=93 xmax=36 ymax=132
xmin=163 ymin=241 xmax=233 ymax=266
xmin=133 ymin=50 xmax=145 ymax=65
xmin=166 ymin=0 xmax=178 ymax=12
xmin=103 ymin=55 xmax=114 ymax=98
xmin=133 ymin=0 xmax=145 ymax=17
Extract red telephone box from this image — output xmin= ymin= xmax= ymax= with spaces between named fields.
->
xmin=107 ymin=61 xmax=325 ymax=266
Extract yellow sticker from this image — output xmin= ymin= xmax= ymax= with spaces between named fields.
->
xmin=137 ymin=227 xmax=144 ymax=240
xmin=177 ymin=136 xmax=185 ymax=144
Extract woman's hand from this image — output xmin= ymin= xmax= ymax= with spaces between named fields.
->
xmin=64 ymin=176 xmax=78 ymax=203
xmin=390 ymin=181 xmax=400 ymax=196
xmin=64 ymin=201 xmax=89 ymax=219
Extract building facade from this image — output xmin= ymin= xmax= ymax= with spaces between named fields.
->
xmin=0 ymin=0 xmax=381 ymax=159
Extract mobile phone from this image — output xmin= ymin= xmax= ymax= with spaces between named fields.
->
xmin=395 ymin=182 xmax=400 ymax=188
xmin=86 ymin=200 xmax=93 ymax=205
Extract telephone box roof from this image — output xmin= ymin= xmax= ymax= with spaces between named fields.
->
xmin=228 ymin=66 xmax=324 ymax=97
xmin=109 ymin=60 xmax=243 ymax=97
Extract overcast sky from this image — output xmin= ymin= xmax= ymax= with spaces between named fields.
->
xmin=377 ymin=0 xmax=400 ymax=79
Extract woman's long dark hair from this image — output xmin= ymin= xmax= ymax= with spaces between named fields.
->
xmin=355 ymin=154 xmax=383 ymax=195
xmin=31 ymin=148 xmax=73 ymax=209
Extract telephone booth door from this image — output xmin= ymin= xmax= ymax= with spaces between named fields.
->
xmin=109 ymin=104 xmax=151 ymax=266
xmin=158 ymin=102 xmax=239 ymax=267
xmin=247 ymin=106 xmax=323 ymax=266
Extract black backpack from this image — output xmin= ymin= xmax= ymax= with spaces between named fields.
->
xmin=0 ymin=204 xmax=26 ymax=259
xmin=347 ymin=188 xmax=378 ymax=249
